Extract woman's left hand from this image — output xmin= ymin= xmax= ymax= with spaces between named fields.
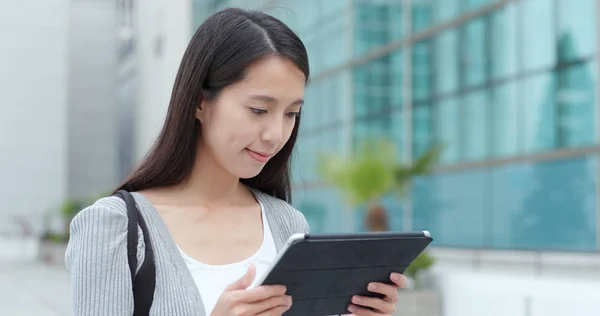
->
xmin=345 ymin=272 xmax=408 ymax=316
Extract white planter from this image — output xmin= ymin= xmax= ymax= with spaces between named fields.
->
xmin=397 ymin=270 xmax=442 ymax=316
xmin=395 ymin=289 xmax=442 ymax=316
xmin=0 ymin=236 xmax=40 ymax=262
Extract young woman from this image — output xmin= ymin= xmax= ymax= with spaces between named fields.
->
xmin=65 ymin=8 xmax=407 ymax=316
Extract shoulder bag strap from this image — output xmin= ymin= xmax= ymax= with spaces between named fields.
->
xmin=114 ymin=190 xmax=156 ymax=316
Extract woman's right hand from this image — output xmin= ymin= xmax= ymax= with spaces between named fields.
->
xmin=211 ymin=264 xmax=292 ymax=316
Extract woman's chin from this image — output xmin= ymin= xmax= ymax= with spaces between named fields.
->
xmin=235 ymin=166 xmax=265 ymax=180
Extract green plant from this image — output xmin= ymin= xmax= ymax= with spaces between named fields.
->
xmin=319 ymin=139 xmax=443 ymax=232
xmin=39 ymin=199 xmax=83 ymax=244
xmin=40 ymin=231 xmax=69 ymax=243
xmin=41 ymin=191 xmax=109 ymax=244
xmin=320 ymin=140 xmax=443 ymax=203
xmin=393 ymin=144 xmax=444 ymax=196
xmin=61 ymin=198 xmax=84 ymax=222
xmin=404 ymin=251 xmax=435 ymax=281
xmin=319 ymin=139 xmax=398 ymax=206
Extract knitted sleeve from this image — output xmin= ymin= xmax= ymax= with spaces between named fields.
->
xmin=64 ymin=197 xmax=144 ymax=316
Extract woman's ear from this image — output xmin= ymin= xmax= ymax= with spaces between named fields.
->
xmin=195 ymin=100 xmax=207 ymax=123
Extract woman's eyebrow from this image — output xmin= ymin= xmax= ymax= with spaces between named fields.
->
xmin=248 ymin=94 xmax=304 ymax=106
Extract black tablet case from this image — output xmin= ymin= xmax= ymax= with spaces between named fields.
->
xmin=260 ymin=232 xmax=433 ymax=316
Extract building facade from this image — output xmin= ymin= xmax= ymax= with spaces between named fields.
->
xmin=116 ymin=0 xmax=139 ymax=182
xmin=193 ymin=0 xmax=600 ymax=253
xmin=0 ymin=0 xmax=121 ymax=238
xmin=0 ymin=0 xmax=69 ymax=236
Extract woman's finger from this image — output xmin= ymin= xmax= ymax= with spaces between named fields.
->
xmin=351 ymin=295 xmax=396 ymax=314
xmin=240 ymin=285 xmax=287 ymax=302
xmin=247 ymin=295 xmax=292 ymax=315
xmin=256 ymin=301 xmax=293 ymax=316
xmin=390 ymin=272 xmax=408 ymax=288
xmin=367 ymin=282 xmax=399 ymax=303
xmin=348 ymin=304 xmax=378 ymax=316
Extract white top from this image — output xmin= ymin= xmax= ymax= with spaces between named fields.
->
xmin=178 ymin=201 xmax=278 ymax=316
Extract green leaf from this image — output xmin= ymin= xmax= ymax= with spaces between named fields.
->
xmin=318 ymin=139 xmax=397 ymax=205
xmin=319 ymin=140 xmax=444 ymax=207
xmin=410 ymin=143 xmax=443 ymax=176
xmin=60 ymin=199 xmax=82 ymax=220
xmin=404 ymin=251 xmax=435 ymax=279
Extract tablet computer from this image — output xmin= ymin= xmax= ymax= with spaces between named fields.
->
xmin=249 ymin=231 xmax=433 ymax=316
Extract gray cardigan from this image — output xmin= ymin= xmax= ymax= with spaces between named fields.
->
xmin=65 ymin=189 xmax=309 ymax=316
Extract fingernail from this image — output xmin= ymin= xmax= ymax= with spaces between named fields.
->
xmin=351 ymin=295 xmax=360 ymax=304
xmin=391 ymin=273 xmax=401 ymax=282
xmin=286 ymin=295 xmax=293 ymax=305
xmin=348 ymin=305 xmax=356 ymax=313
xmin=368 ymin=283 xmax=376 ymax=291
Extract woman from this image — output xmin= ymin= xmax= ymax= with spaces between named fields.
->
xmin=65 ymin=7 xmax=407 ymax=316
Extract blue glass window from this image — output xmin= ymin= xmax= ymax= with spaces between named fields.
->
xmin=463 ymin=90 xmax=490 ymax=161
xmin=490 ymin=3 xmax=518 ymax=79
xmin=319 ymin=16 xmax=350 ymax=71
xmin=412 ymin=170 xmax=487 ymax=247
xmin=386 ymin=2 xmax=404 ymax=41
xmin=521 ymin=0 xmax=555 ymax=71
xmin=556 ymin=62 xmax=597 ymax=147
xmin=557 ymin=0 xmax=596 ymax=62
xmin=522 ymin=72 xmax=556 ymax=153
xmin=353 ymin=1 xmax=390 ymax=56
xmin=412 ymin=156 xmax=598 ymax=251
xmin=462 ymin=0 xmax=493 ymax=12
xmin=412 ymin=3 xmax=433 ymax=33
xmin=390 ymin=50 xmax=403 ymax=106
xmin=434 ymin=0 xmax=460 ymax=24
xmin=434 ymin=29 xmax=460 ymax=95
xmin=462 ymin=18 xmax=487 ymax=88
xmin=435 ymin=97 xmax=460 ymax=163
xmin=413 ymin=104 xmax=433 ymax=159
xmin=352 ymin=65 xmax=370 ymax=118
xmin=490 ymin=157 xmax=597 ymax=251
xmin=412 ymin=41 xmax=433 ymax=101
xmin=391 ymin=109 xmax=404 ymax=162
xmin=491 ymin=82 xmax=520 ymax=157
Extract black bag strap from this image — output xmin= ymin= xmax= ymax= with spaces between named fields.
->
xmin=114 ymin=190 xmax=156 ymax=316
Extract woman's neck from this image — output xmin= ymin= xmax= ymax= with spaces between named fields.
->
xmin=180 ymin=146 xmax=245 ymax=205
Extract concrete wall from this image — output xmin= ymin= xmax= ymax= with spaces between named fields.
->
xmin=68 ymin=0 xmax=119 ymax=199
xmin=0 ymin=0 xmax=191 ymax=238
xmin=431 ymin=248 xmax=600 ymax=316
xmin=0 ymin=0 xmax=70 ymax=235
xmin=134 ymin=0 xmax=192 ymax=161
xmin=115 ymin=56 xmax=137 ymax=181
xmin=0 ymin=0 xmax=120 ymax=242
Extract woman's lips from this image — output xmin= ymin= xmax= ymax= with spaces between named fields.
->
xmin=245 ymin=148 xmax=273 ymax=163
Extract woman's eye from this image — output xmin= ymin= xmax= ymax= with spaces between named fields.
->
xmin=251 ymin=108 xmax=267 ymax=115
xmin=286 ymin=112 xmax=300 ymax=118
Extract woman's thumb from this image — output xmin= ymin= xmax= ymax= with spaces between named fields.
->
xmin=225 ymin=264 xmax=256 ymax=291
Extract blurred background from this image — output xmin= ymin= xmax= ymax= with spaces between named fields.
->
xmin=1 ymin=0 xmax=600 ymax=315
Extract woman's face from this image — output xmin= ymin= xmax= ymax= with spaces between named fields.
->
xmin=196 ymin=55 xmax=305 ymax=179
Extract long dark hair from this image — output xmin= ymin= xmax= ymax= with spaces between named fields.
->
xmin=114 ymin=8 xmax=310 ymax=202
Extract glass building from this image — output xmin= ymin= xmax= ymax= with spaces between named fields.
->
xmin=193 ymin=0 xmax=599 ymax=252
